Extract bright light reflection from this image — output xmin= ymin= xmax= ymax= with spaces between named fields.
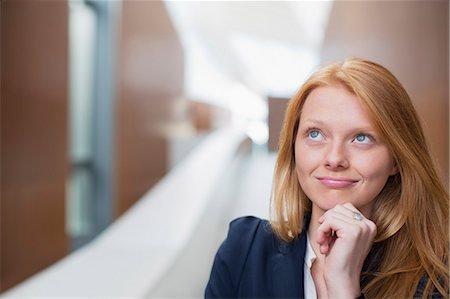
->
xmin=163 ymin=1 xmax=332 ymax=145
xmin=226 ymin=83 xmax=268 ymax=144
xmin=230 ymin=34 xmax=319 ymax=97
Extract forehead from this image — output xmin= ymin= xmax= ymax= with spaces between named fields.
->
xmin=300 ymin=85 xmax=376 ymax=128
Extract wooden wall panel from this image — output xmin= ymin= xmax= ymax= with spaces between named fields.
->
xmin=115 ymin=1 xmax=184 ymax=216
xmin=268 ymin=97 xmax=288 ymax=152
xmin=320 ymin=1 xmax=449 ymax=186
xmin=1 ymin=0 xmax=68 ymax=291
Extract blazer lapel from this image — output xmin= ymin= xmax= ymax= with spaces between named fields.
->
xmin=271 ymin=229 xmax=307 ymax=298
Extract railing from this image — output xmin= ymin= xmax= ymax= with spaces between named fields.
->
xmin=1 ymin=126 xmax=247 ymax=298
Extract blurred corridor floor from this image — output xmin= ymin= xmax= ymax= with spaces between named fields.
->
xmin=148 ymin=147 xmax=277 ymax=297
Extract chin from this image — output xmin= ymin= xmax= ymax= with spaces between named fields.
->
xmin=312 ymin=198 xmax=346 ymax=211
xmin=309 ymin=191 xmax=356 ymax=211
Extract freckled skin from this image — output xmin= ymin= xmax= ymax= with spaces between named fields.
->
xmin=295 ymin=85 xmax=396 ymax=217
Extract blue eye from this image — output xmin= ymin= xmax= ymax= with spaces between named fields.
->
xmin=354 ymin=134 xmax=372 ymax=144
xmin=308 ymin=130 xmax=323 ymax=141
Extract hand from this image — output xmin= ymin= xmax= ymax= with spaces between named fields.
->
xmin=316 ymin=203 xmax=377 ymax=298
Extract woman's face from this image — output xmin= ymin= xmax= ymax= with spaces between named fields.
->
xmin=295 ymin=85 xmax=397 ymax=217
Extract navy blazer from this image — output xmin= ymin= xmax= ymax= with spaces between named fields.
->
xmin=205 ymin=216 xmax=307 ymax=298
xmin=205 ymin=216 xmax=436 ymax=298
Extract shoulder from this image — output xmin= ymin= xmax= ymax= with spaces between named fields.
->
xmin=228 ymin=216 xmax=265 ymax=239
xmin=226 ymin=216 xmax=273 ymax=244
xmin=218 ymin=216 xmax=277 ymax=266
xmin=205 ymin=216 xmax=282 ymax=298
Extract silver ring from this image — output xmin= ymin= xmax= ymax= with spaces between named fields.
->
xmin=353 ymin=212 xmax=363 ymax=221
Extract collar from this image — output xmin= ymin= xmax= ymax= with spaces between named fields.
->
xmin=305 ymin=232 xmax=317 ymax=269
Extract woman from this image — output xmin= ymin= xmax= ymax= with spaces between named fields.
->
xmin=205 ymin=58 xmax=449 ymax=298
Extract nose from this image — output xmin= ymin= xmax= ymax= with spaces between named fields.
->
xmin=324 ymin=141 xmax=349 ymax=170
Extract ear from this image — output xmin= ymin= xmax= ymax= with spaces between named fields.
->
xmin=389 ymin=161 xmax=399 ymax=176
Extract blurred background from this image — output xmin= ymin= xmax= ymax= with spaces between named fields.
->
xmin=1 ymin=0 xmax=448 ymax=297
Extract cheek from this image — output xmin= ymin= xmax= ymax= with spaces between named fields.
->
xmin=356 ymin=152 xmax=394 ymax=185
xmin=295 ymin=143 xmax=321 ymax=178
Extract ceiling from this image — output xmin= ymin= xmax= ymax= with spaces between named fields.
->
xmin=164 ymin=1 xmax=333 ymax=102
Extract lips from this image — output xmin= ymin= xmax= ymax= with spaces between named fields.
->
xmin=316 ymin=176 xmax=359 ymax=188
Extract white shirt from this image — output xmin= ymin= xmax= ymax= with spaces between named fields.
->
xmin=304 ymin=233 xmax=318 ymax=299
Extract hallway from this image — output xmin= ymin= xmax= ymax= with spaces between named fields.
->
xmin=149 ymin=147 xmax=276 ymax=297
xmin=0 ymin=129 xmax=278 ymax=298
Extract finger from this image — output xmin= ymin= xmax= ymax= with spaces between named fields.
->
xmin=340 ymin=203 xmax=366 ymax=220
xmin=316 ymin=220 xmax=341 ymax=255
xmin=317 ymin=205 xmax=374 ymax=255
xmin=318 ymin=203 xmax=359 ymax=222
xmin=316 ymin=220 xmax=332 ymax=251
xmin=318 ymin=230 xmax=339 ymax=255
xmin=338 ymin=204 xmax=377 ymax=235
xmin=320 ymin=210 xmax=377 ymax=249
xmin=331 ymin=204 xmax=365 ymax=220
xmin=318 ymin=211 xmax=373 ymax=254
xmin=337 ymin=208 xmax=376 ymax=235
xmin=320 ymin=243 xmax=329 ymax=255
xmin=320 ymin=207 xmax=357 ymax=228
xmin=326 ymin=204 xmax=370 ymax=228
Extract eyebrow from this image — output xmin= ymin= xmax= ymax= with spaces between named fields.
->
xmin=301 ymin=118 xmax=377 ymax=133
xmin=300 ymin=119 xmax=327 ymax=126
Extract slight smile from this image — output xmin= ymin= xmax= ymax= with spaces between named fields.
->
xmin=316 ymin=176 xmax=360 ymax=188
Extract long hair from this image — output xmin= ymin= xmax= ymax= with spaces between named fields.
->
xmin=270 ymin=58 xmax=449 ymax=298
